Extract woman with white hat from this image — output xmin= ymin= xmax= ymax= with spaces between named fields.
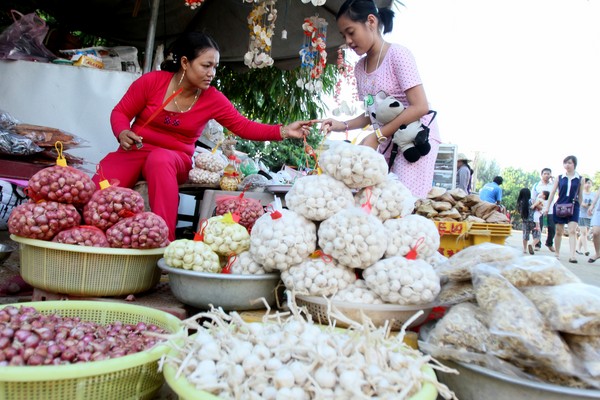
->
xmin=456 ymin=153 xmax=472 ymax=193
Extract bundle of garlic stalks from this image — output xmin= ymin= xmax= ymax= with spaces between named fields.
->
xmin=416 ymin=187 xmax=509 ymax=224
xmin=160 ymin=295 xmax=458 ymax=399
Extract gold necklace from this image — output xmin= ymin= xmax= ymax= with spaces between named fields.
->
xmin=173 ymin=89 xmax=200 ymax=113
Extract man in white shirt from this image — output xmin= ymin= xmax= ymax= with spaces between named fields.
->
xmin=532 ymin=168 xmax=555 ymax=252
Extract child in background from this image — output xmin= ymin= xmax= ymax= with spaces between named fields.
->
xmin=531 ymin=190 xmax=549 ymax=250
xmin=518 ymin=188 xmax=536 ymax=255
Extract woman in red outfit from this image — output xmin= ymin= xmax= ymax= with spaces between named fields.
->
xmin=93 ymin=32 xmax=313 ymax=241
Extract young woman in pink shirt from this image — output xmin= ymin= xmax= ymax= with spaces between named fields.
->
xmin=320 ymin=0 xmax=440 ymax=198
xmin=93 ymin=32 xmax=313 ymax=240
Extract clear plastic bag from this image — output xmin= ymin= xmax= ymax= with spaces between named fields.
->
xmin=0 ymin=129 xmax=42 ymax=155
xmin=0 ymin=10 xmax=57 ymax=62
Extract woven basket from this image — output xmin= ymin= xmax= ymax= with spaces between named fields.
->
xmin=0 ymin=301 xmax=183 ymax=400
xmin=11 ymin=235 xmax=163 ymax=297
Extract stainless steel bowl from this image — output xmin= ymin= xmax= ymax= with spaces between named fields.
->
xmin=0 ymin=242 xmax=17 ymax=265
xmin=157 ymin=258 xmax=281 ymax=311
xmin=437 ymin=360 xmax=600 ymax=400
xmin=295 ymin=295 xmax=434 ymax=330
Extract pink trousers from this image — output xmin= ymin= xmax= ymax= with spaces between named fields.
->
xmin=92 ymin=145 xmax=192 ymax=241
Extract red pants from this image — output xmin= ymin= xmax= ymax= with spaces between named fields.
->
xmin=92 ymin=145 xmax=192 ymax=241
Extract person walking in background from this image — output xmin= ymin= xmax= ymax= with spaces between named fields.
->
xmin=517 ymin=188 xmax=537 ymax=255
xmin=545 ymin=155 xmax=583 ymax=263
xmin=577 ymin=177 xmax=594 ymax=256
xmin=319 ymin=0 xmax=440 ymax=198
xmin=587 ymin=189 xmax=600 ymax=263
xmin=91 ymin=32 xmax=314 ymax=241
xmin=531 ymin=190 xmax=549 ymax=251
xmin=479 ymin=176 xmax=504 ymax=207
xmin=456 ymin=153 xmax=473 ymax=193
xmin=532 ymin=168 xmax=555 ymax=252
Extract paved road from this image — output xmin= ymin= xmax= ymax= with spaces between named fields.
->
xmin=503 ymin=229 xmax=600 ymax=287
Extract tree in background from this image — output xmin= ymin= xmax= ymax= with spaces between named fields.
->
xmin=214 ymin=64 xmax=336 ymax=171
xmin=472 ymin=157 xmax=502 ymax=192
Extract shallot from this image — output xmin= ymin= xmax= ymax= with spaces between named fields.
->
xmin=83 ymin=186 xmax=146 ymax=231
xmin=52 ymin=225 xmax=110 ymax=247
xmin=0 ymin=305 xmax=167 ymax=366
xmin=105 ymin=211 xmax=170 ymax=249
xmin=8 ymin=200 xmax=81 ymax=240
xmin=27 ymin=165 xmax=96 ymax=207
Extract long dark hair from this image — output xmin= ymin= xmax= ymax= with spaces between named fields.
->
xmin=337 ymin=0 xmax=395 ymax=34
xmin=517 ymin=188 xmax=532 ymax=219
xmin=160 ymin=32 xmax=220 ymax=72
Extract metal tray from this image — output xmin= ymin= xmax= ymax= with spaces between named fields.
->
xmin=295 ymin=295 xmax=434 ymax=330
xmin=158 ymin=259 xmax=281 ymax=311
xmin=266 ymin=184 xmax=293 ymax=193
xmin=437 ymin=360 xmax=600 ymax=400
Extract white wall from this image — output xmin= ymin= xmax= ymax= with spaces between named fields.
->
xmin=0 ymin=60 xmax=139 ymax=175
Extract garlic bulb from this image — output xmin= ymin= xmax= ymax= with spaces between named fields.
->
xmin=318 ymin=207 xmax=387 ymax=269
xmin=285 ymin=174 xmax=354 ymax=221
xmin=318 ymin=141 xmax=388 ymax=189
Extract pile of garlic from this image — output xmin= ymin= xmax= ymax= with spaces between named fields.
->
xmin=318 ymin=141 xmax=388 ymax=188
xmin=354 ymin=174 xmax=416 ymax=221
xmin=281 ymin=257 xmax=356 ymax=296
xmin=188 ymin=151 xmax=226 ymax=185
xmin=317 ymin=207 xmax=388 ymax=270
xmin=203 ymin=214 xmax=250 ymax=256
xmin=163 ymin=239 xmax=221 ymax=273
xmin=249 ymin=208 xmax=317 ymax=272
xmin=160 ymin=301 xmax=457 ymax=400
xmin=285 ymin=174 xmax=354 ymax=221
xmin=363 ymin=257 xmax=441 ymax=305
xmin=383 ymin=214 xmax=440 ymax=259
xmin=229 ymin=251 xmax=275 ymax=275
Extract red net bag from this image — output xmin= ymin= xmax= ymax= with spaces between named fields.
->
xmin=52 ymin=225 xmax=110 ymax=247
xmin=215 ymin=192 xmax=264 ymax=231
xmin=83 ymin=185 xmax=145 ymax=231
xmin=105 ymin=211 xmax=170 ymax=249
xmin=8 ymin=200 xmax=81 ymax=240
xmin=26 ymin=145 xmax=96 ymax=207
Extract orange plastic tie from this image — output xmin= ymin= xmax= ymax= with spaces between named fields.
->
xmin=193 ymin=219 xmax=209 ymax=241
xmin=405 ymin=236 xmax=425 ymax=260
xmin=221 ymin=254 xmax=236 ymax=274
xmin=360 ymin=187 xmax=373 ymax=214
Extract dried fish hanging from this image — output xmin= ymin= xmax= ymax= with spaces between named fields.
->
xmin=243 ymin=0 xmax=277 ymax=69
xmin=296 ymin=15 xmax=327 ymax=93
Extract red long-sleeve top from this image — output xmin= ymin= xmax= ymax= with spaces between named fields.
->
xmin=110 ymin=71 xmax=282 ymax=157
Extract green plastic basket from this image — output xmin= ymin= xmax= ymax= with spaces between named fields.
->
xmin=11 ymin=235 xmax=163 ymax=297
xmin=0 ymin=301 xmax=183 ymax=400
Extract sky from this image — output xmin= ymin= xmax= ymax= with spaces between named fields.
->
xmin=324 ymin=0 xmax=600 ymax=177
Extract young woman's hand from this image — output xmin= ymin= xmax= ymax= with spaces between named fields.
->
xmin=319 ymin=118 xmax=344 ymax=135
xmin=359 ymin=132 xmax=379 ymax=149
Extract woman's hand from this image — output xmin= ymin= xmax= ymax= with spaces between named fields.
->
xmin=319 ymin=118 xmax=345 ymax=135
xmin=118 ymin=130 xmax=143 ymax=151
xmin=359 ymin=132 xmax=379 ymax=149
xmin=282 ymin=120 xmax=315 ymax=139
